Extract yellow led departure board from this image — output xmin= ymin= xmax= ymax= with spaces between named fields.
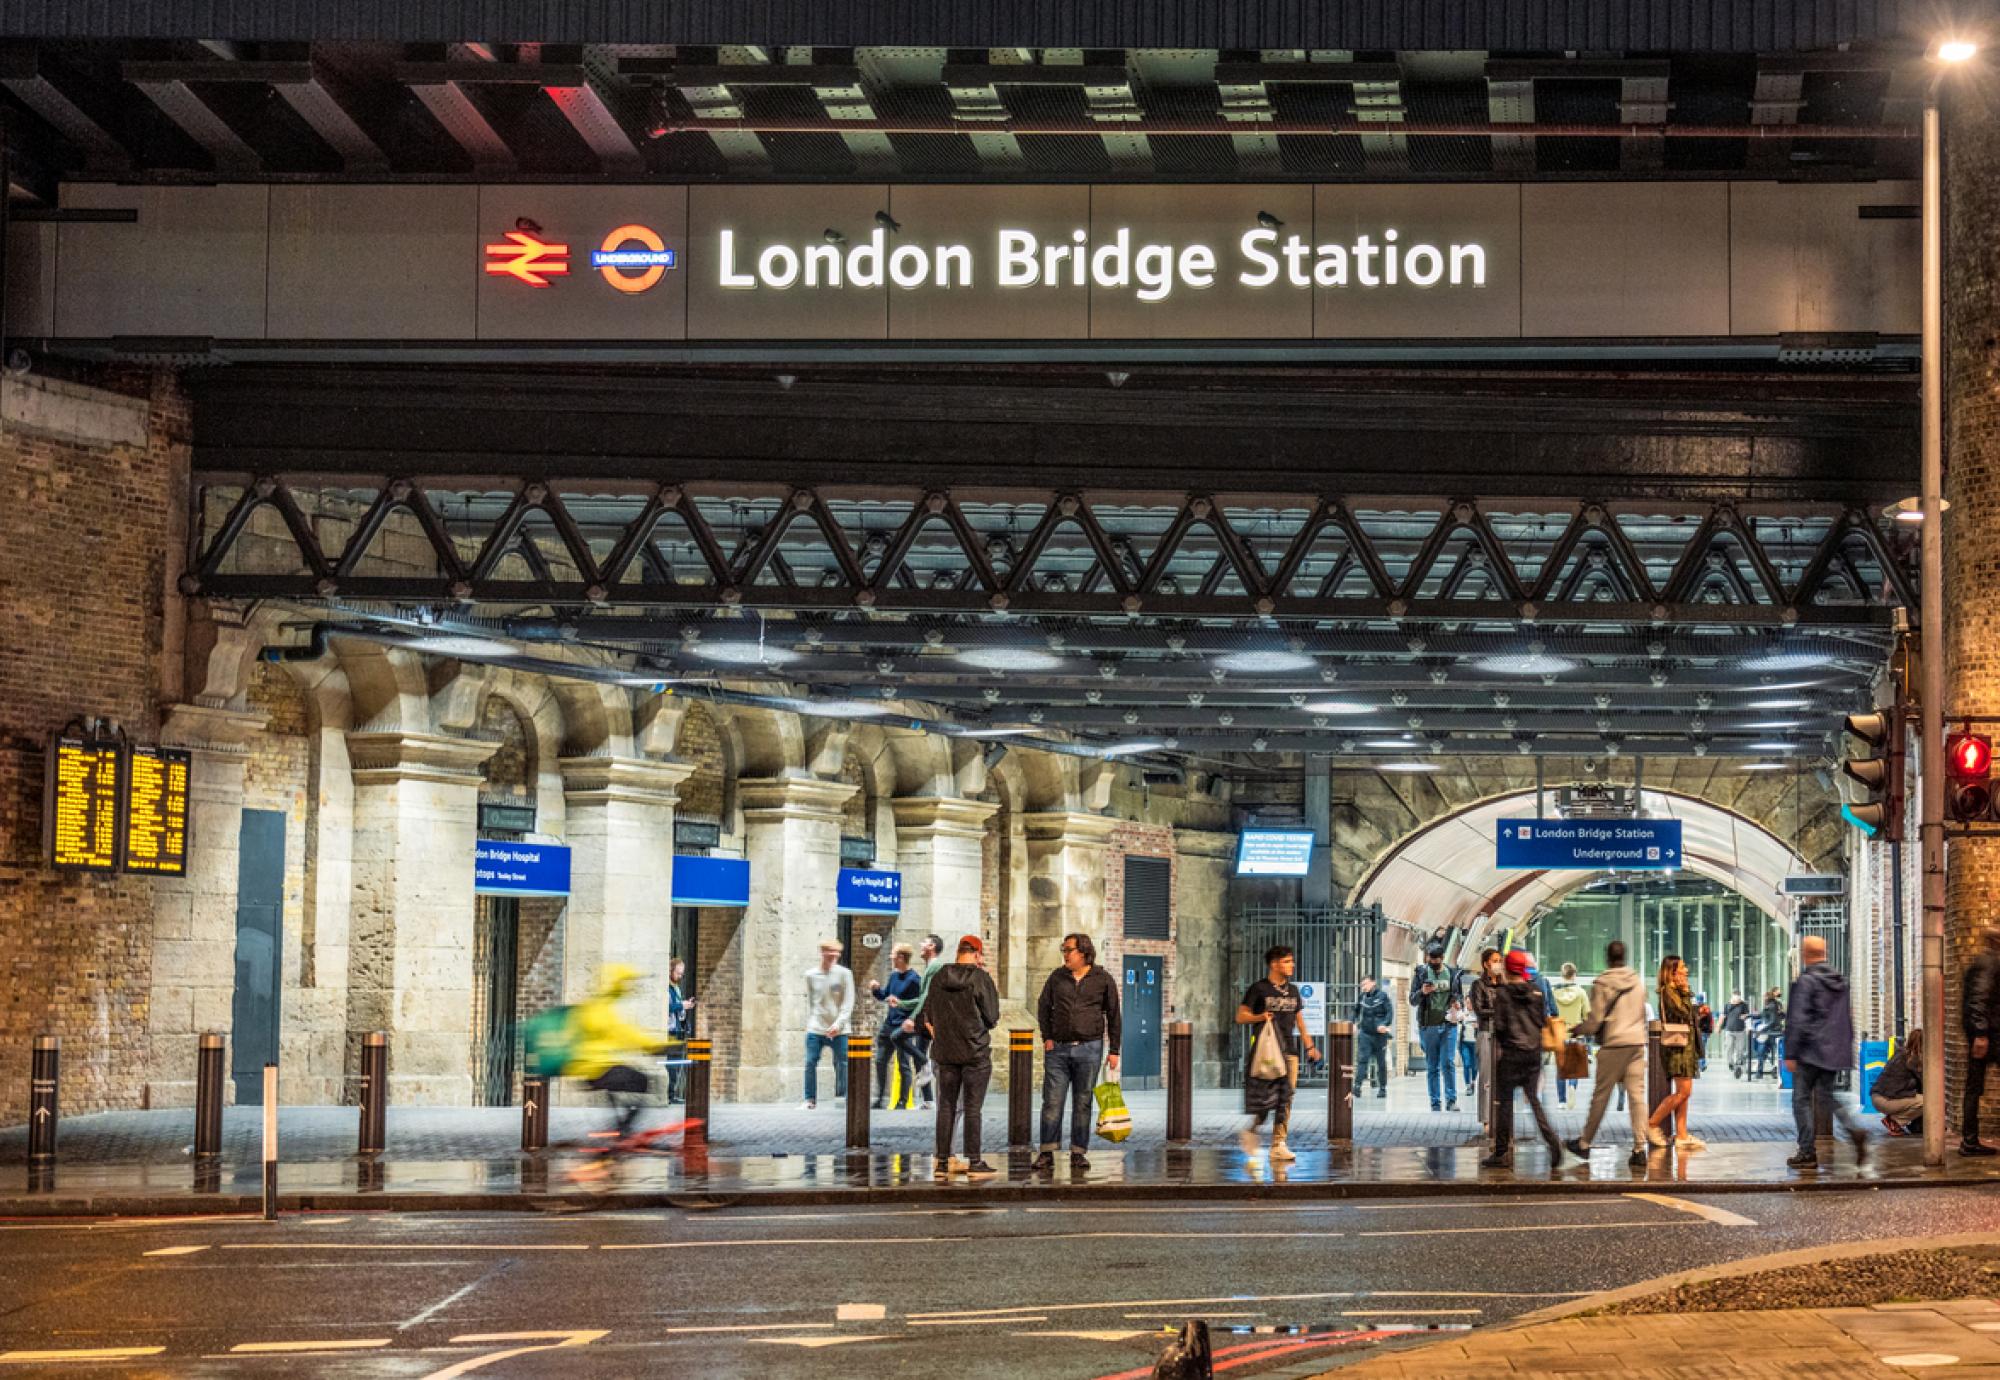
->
xmin=123 ymin=746 xmax=190 ymax=876
xmin=47 ymin=737 xmax=121 ymax=871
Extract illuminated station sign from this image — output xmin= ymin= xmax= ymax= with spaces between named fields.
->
xmin=46 ymin=737 xmax=121 ymax=872
xmin=122 ymin=746 xmax=191 ymax=877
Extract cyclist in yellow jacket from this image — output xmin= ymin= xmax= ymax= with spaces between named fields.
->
xmin=570 ymin=964 xmax=670 ymax=1142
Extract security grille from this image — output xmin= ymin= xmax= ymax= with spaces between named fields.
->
xmin=1226 ymin=904 xmax=1385 ymax=1086
xmin=1123 ymin=855 xmax=1171 ymax=940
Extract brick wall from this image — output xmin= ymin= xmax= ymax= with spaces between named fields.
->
xmin=0 ymin=370 xmax=184 ymax=1122
xmin=694 ymin=907 xmax=744 ymax=1098
xmin=1946 ymin=88 xmax=2000 ymax=1135
xmin=1103 ymin=821 xmax=1177 ymax=1076
xmin=676 ymin=703 xmax=726 ymax=822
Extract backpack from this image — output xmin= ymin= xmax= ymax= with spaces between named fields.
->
xmin=520 ymin=1004 xmax=577 ymax=1079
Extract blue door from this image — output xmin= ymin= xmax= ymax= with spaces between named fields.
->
xmin=1122 ymin=955 xmax=1164 ymax=1088
xmin=230 ymin=809 xmax=285 ymax=1104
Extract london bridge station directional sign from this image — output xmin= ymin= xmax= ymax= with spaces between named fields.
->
xmin=44 ymin=737 xmax=190 ymax=876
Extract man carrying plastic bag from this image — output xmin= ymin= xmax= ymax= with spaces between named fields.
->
xmin=1236 ymin=944 xmax=1320 ymax=1166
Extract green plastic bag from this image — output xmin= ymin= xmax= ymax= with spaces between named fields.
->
xmin=1093 ymin=1077 xmax=1133 ymax=1143
xmin=520 ymin=1004 xmax=577 ymax=1079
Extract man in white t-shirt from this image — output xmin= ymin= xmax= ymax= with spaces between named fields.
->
xmin=802 ymin=939 xmax=855 ymax=1109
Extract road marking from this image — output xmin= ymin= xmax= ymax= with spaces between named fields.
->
xmin=910 ymin=1317 xmax=1047 ymax=1326
xmin=610 ymin=1231 xmax=1339 ymax=1251
xmin=1126 ymin=1312 xmax=1263 ymax=1320
xmin=1016 ymin=1330 xmax=1159 ymax=1341
xmin=1350 ymin=1198 xmax=1605 ymax=1211
xmin=1358 ymin=1220 xmax=1663 ymax=1237
xmin=421 ymin=1331 xmax=606 ymax=1380
xmin=605 ymin=1236 xmax=952 ymax=1252
xmin=1881 ymin=1355 xmax=1962 ymax=1368
xmin=1624 ymin=1192 xmax=1758 ymax=1226
xmin=661 ymin=1323 xmax=835 ymax=1335
xmin=402 ymin=1280 xmax=485 ymax=1331
xmin=143 ymin=1245 xmax=210 ymax=1257
xmin=752 ymin=1336 xmax=891 ymax=1348
xmin=222 ymin=1243 xmax=590 ymax=1252
xmin=836 ymin=1303 xmax=887 ymax=1321
xmin=0 ymin=1348 xmax=167 ymax=1363
xmin=708 ymin=1209 xmax=1001 ymax=1222
xmin=231 ymin=1340 xmax=392 ymax=1353
xmin=1343 ymin=1308 xmax=1483 ymax=1316
xmin=1025 ymin=1205 xmax=1351 ymax=1216
xmin=916 ymin=1289 xmax=1578 ymax=1321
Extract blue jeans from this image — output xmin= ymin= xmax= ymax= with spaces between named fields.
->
xmin=1458 ymin=1035 xmax=1479 ymax=1088
xmin=1419 ymin=1026 xmax=1457 ymax=1107
xmin=1356 ymin=1034 xmax=1389 ymax=1090
xmin=1792 ymin=1059 xmax=1865 ymax=1155
xmin=804 ymin=1032 xmax=848 ymax=1102
xmin=1039 ymin=1039 xmax=1103 ymax=1152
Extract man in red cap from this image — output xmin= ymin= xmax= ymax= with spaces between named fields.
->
xmin=1483 ymin=949 xmax=1564 ymax=1169
xmin=922 ymin=933 xmax=1001 ymax=1179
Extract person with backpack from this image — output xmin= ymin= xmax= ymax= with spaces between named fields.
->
xmin=1410 ymin=943 xmax=1458 ymax=1111
xmin=925 ymin=934 xmax=1001 ymax=1179
xmin=1563 ymin=940 xmax=1650 ymax=1167
xmin=1551 ymin=963 xmax=1590 ymax=1106
xmin=567 ymin=964 xmax=672 ymax=1142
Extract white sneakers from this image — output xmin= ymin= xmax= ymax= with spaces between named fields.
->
xmin=801 ymin=1099 xmax=816 ymax=1110
xmin=1646 ymin=1125 xmax=1669 ymax=1149
xmin=1239 ymin=1128 xmax=1261 ymax=1164
xmin=1676 ymin=1134 xmax=1707 ymax=1152
xmin=1270 ymin=1140 xmax=1298 ymax=1162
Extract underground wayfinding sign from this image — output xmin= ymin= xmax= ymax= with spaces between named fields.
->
xmin=473 ymin=840 xmax=572 ymax=897
xmin=1495 ymin=818 xmax=1682 ymax=871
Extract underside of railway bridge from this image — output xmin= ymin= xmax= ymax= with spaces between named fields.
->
xmin=1 ymin=0 xmax=1982 ymax=1133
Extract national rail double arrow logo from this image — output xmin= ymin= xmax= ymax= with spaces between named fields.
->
xmin=484 ymin=223 xmax=677 ymax=292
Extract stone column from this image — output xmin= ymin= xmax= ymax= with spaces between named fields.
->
xmin=1021 ymin=812 xmax=1116 ymax=980
xmin=891 ymin=797 xmax=998 ymax=949
xmin=559 ymin=755 xmax=692 ymax=1024
xmin=1946 ymin=88 xmax=2000 ymax=1135
xmin=345 ymin=731 xmax=496 ymax=1106
xmin=1173 ymin=827 xmax=1237 ymax=1085
xmin=732 ymin=776 xmax=857 ymax=1102
xmin=146 ymin=704 xmax=267 ymax=1107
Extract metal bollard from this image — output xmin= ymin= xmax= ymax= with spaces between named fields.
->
xmin=1006 ymin=1029 xmax=1035 ymax=1149
xmin=1327 ymin=1020 xmax=1354 ymax=1144
xmin=358 ymin=1030 xmax=388 ymax=1156
xmin=846 ymin=1036 xmax=872 ymax=1153
xmin=27 ymin=1035 xmax=58 ymax=1163
xmin=521 ymin=1074 xmax=549 ymax=1152
xmin=684 ymin=1038 xmax=711 ymax=1143
xmin=1166 ymin=1022 xmax=1193 ymax=1144
xmin=1647 ymin=1021 xmax=1667 ymax=1118
xmin=261 ymin=1063 xmax=279 ymax=1221
xmin=194 ymin=1032 xmax=225 ymax=1159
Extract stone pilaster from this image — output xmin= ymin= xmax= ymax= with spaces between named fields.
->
xmin=891 ymin=796 xmax=998 ymax=948
xmin=732 ymin=775 xmax=859 ymax=1101
xmin=1021 ymin=811 xmax=1117 ymax=980
xmin=146 ymin=704 xmax=267 ymax=1107
xmin=1174 ymin=827 xmax=1237 ymax=1084
xmin=1946 ymin=87 xmax=2000 ymax=1135
xmin=559 ymin=755 xmax=693 ymax=1025
xmin=344 ymin=731 xmax=496 ymax=1106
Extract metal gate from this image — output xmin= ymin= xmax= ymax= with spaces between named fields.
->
xmin=1225 ymin=904 xmax=1385 ymax=1086
xmin=1795 ymin=899 xmax=1850 ymax=973
xmin=472 ymin=897 xmax=520 ymax=1106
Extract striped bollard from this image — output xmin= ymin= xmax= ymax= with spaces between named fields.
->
xmin=684 ymin=1039 xmax=711 ymax=1144
xmin=1008 ymin=1029 xmax=1035 ymax=1150
xmin=846 ymin=1036 xmax=872 ymax=1153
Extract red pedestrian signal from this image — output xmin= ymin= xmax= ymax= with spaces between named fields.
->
xmin=1948 ymin=731 xmax=1995 ymax=823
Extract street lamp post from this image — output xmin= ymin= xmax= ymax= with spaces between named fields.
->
xmin=1920 ymin=37 xmax=1974 ymax=1169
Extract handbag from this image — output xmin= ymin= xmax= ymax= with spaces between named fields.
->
xmin=1093 ymin=1074 xmax=1133 ymax=1143
xmin=1557 ymin=1041 xmax=1591 ymax=1080
xmin=1660 ymin=1023 xmax=1692 ymax=1048
xmin=1541 ymin=1016 xmax=1567 ymax=1052
xmin=1248 ymin=1019 xmax=1288 ymax=1081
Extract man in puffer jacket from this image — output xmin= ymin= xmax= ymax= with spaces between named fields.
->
xmin=1481 ymin=950 xmax=1563 ymax=1169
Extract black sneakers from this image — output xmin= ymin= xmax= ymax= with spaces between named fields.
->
xmin=1786 ymin=1150 xmax=1818 ymax=1168
xmin=1960 ymin=1139 xmax=1999 ymax=1157
xmin=1031 ymin=1150 xmax=1055 ymax=1174
xmin=1071 ymin=1152 xmax=1091 ymax=1172
xmin=1563 ymin=1138 xmax=1588 ymax=1159
xmin=965 ymin=1160 xmax=999 ymax=1179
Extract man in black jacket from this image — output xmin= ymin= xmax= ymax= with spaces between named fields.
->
xmin=925 ymin=934 xmax=1002 ymax=1179
xmin=1481 ymin=950 xmax=1563 ymax=1169
xmin=1034 ymin=932 xmax=1122 ymax=1173
xmin=1353 ymin=977 xmax=1394 ymax=1098
xmin=1962 ymin=924 xmax=2000 ymax=1156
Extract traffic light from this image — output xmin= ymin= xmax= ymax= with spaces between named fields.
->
xmin=1842 ymin=708 xmax=1905 ymax=841
xmin=1948 ymin=731 xmax=1996 ymax=822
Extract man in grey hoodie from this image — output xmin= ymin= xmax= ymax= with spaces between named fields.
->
xmin=1563 ymin=940 xmax=1650 ymax=1167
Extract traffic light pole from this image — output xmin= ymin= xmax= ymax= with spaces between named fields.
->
xmin=1919 ymin=95 xmax=1947 ymax=1170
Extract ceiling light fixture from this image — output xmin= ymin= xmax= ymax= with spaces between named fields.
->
xmin=1377 ymin=761 xmax=1441 ymax=773
xmin=693 ymin=641 xmax=800 ymax=666
xmin=1215 ymin=649 xmax=1316 ymax=674
xmin=1301 ymin=700 xmax=1373 ymax=715
xmin=1475 ymin=653 xmax=1579 ymax=675
xmin=960 ymin=646 xmax=1062 ymax=672
xmin=1740 ymin=649 xmax=1832 ymax=673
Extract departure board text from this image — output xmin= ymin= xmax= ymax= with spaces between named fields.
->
xmin=123 ymin=746 xmax=190 ymax=876
xmin=47 ymin=738 xmax=121 ymax=871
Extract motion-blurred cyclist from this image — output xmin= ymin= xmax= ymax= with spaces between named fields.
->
xmin=569 ymin=964 xmax=673 ymax=1143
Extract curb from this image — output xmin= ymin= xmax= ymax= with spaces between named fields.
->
xmin=1497 ymin=1228 xmax=2000 ymax=1331
xmin=0 ymin=1167 xmax=1992 ymax=1218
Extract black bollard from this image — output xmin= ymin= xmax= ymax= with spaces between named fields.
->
xmin=27 ymin=1035 xmax=58 ymax=1163
xmin=522 ymin=1074 xmax=549 ymax=1152
xmin=1647 ymin=1021 xmax=1667 ymax=1119
xmin=261 ymin=1063 xmax=279 ymax=1221
xmin=846 ymin=1035 xmax=872 ymax=1154
xmin=1166 ymin=1021 xmax=1193 ymax=1144
xmin=1327 ymin=1020 xmax=1354 ymax=1145
xmin=1008 ymin=1029 xmax=1035 ymax=1150
xmin=685 ymin=1038 xmax=711 ymax=1144
xmin=194 ymin=1032 xmax=225 ymax=1159
xmin=358 ymin=1030 xmax=387 ymax=1156
xmin=1476 ymin=1030 xmax=1494 ymax=1127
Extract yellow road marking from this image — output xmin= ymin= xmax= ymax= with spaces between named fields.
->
xmin=231 ymin=1340 xmax=392 ymax=1353
xmin=143 ymin=1245 xmax=210 ymax=1257
xmin=1 ymin=1348 xmax=167 ymax=1363
xmin=660 ymin=1323 xmax=834 ymax=1335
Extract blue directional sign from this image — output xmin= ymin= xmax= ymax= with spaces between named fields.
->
xmin=1495 ymin=818 xmax=1683 ymax=871
xmin=671 ymin=854 xmax=750 ymax=907
xmin=836 ymin=867 xmax=902 ymax=915
xmin=474 ymin=840 xmax=571 ymax=897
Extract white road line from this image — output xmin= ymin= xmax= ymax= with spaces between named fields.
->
xmin=660 ymin=1323 xmax=836 ymax=1335
xmin=143 ymin=1245 xmax=210 ymax=1257
xmin=422 ymin=1331 xmax=605 ymax=1380
xmin=0 ymin=1348 xmax=167 ymax=1363
xmin=914 ymin=1292 xmax=1359 ymax=1320
xmin=612 ymin=1231 xmax=1341 ymax=1250
xmin=1126 ymin=1312 xmax=1264 ymax=1320
xmin=1358 ymin=1220 xmax=1664 ymax=1237
xmin=221 ymin=1243 xmax=590 ymax=1252
xmin=605 ymin=1236 xmax=952 ymax=1252
xmin=836 ymin=1303 xmax=887 ymax=1321
xmin=1014 ymin=1329 xmax=1158 ymax=1341
xmin=1344 ymin=1309 xmax=1484 ymax=1316
xmin=402 ymin=1280 xmax=485 ymax=1331
xmin=704 ymin=1209 xmax=1002 ymax=1223
xmin=1349 ymin=1198 xmax=1606 ymax=1211
xmin=909 ymin=1316 xmax=1048 ymax=1326
xmin=230 ymin=1340 xmax=392 ymax=1353
xmin=751 ymin=1336 xmax=891 ymax=1348
xmin=1024 ymin=1205 xmax=1351 ymax=1215
xmin=1624 ymin=1192 xmax=1758 ymax=1227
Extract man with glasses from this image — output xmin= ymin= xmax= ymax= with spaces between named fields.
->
xmin=1033 ymin=932 xmax=1122 ymax=1174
